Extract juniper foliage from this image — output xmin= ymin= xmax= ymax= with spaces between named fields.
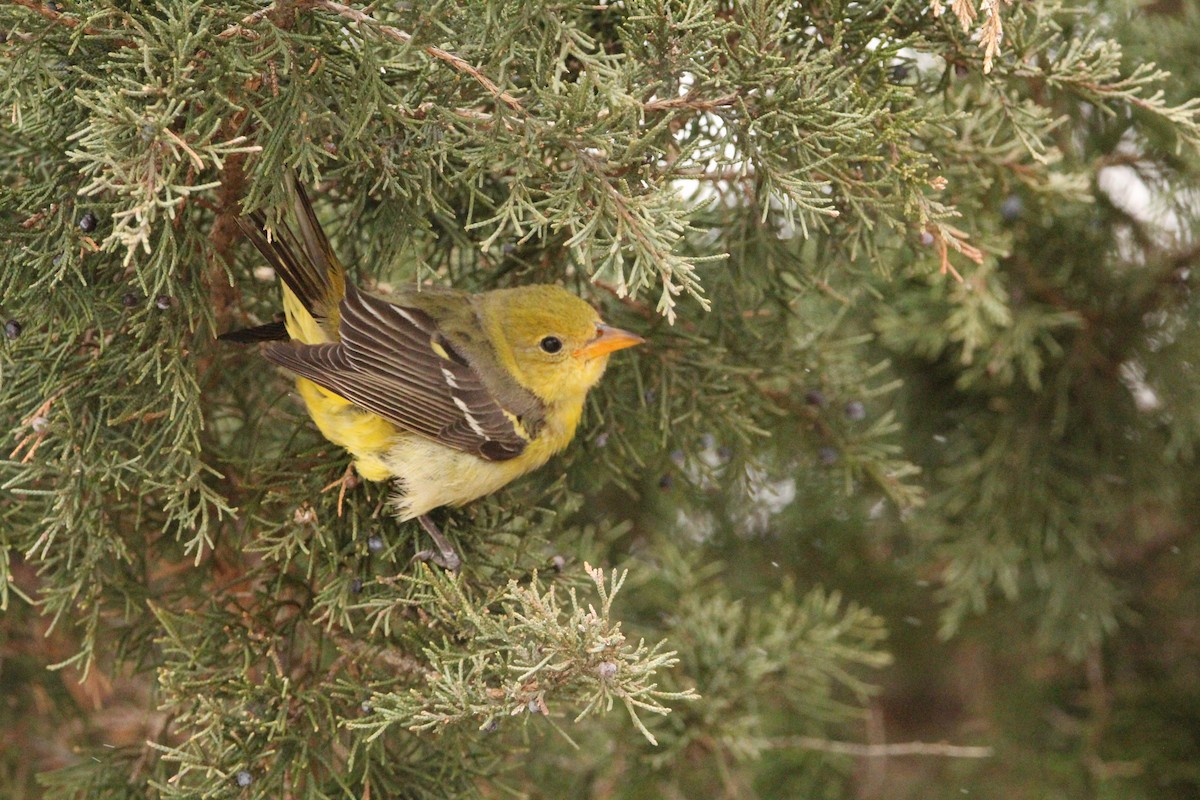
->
xmin=2 ymin=0 xmax=1199 ymax=798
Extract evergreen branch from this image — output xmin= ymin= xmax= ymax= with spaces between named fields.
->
xmin=3 ymin=1 xmax=1198 ymax=794
xmin=347 ymin=565 xmax=696 ymax=745
xmin=309 ymin=0 xmax=524 ymax=111
xmin=930 ymin=0 xmax=1010 ymax=73
xmin=6 ymin=0 xmax=81 ymax=29
xmin=405 ymin=102 xmax=510 ymax=129
xmin=1014 ymin=33 xmax=1200 ymax=150
xmin=213 ymin=0 xmax=525 ymax=111
xmin=4 ymin=0 xmax=133 ymax=45
xmin=215 ymin=3 xmax=281 ymax=41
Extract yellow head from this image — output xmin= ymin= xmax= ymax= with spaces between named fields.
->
xmin=479 ymin=285 xmax=644 ymax=405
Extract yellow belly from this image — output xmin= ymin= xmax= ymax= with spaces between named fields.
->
xmin=295 ymin=378 xmax=397 ymax=482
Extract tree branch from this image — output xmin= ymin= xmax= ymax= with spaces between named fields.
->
xmin=214 ymin=0 xmax=525 ymax=112
xmin=772 ymin=736 xmax=994 ymax=759
xmin=215 ymin=3 xmax=280 ymax=40
xmin=4 ymin=0 xmax=133 ymax=44
xmin=309 ymin=0 xmax=524 ymax=112
xmin=643 ymin=92 xmax=739 ymax=113
xmin=6 ymin=0 xmax=80 ymax=28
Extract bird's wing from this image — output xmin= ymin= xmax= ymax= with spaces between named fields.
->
xmin=263 ymin=285 xmax=542 ymax=462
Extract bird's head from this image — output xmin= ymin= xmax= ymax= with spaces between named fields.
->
xmin=482 ymin=285 xmax=644 ymax=406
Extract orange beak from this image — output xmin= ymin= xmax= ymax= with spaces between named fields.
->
xmin=574 ymin=324 xmax=645 ymax=359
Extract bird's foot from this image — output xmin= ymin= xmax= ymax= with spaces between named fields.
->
xmin=320 ymin=463 xmax=360 ymax=517
xmin=413 ymin=548 xmax=462 ymax=572
xmin=414 ymin=515 xmax=462 ymax=573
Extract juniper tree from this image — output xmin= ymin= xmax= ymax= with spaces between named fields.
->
xmin=2 ymin=1 xmax=1199 ymax=799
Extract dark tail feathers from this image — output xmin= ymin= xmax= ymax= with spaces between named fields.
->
xmin=233 ymin=176 xmax=345 ymax=323
xmin=218 ymin=319 xmax=288 ymax=343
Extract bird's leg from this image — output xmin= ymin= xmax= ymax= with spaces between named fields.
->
xmin=320 ymin=463 xmax=360 ymax=517
xmin=414 ymin=515 xmax=462 ymax=573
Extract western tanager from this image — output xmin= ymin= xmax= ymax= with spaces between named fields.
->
xmin=222 ymin=180 xmax=644 ymax=569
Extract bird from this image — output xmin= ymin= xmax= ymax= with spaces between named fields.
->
xmin=221 ymin=179 xmax=644 ymax=570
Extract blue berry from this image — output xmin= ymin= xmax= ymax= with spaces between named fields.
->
xmin=1000 ymin=195 xmax=1023 ymax=222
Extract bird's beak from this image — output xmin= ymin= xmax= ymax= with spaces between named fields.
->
xmin=574 ymin=324 xmax=645 ymax=359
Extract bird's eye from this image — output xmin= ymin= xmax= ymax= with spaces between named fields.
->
xmin=539 ymin=336 xmax=563 ymax=354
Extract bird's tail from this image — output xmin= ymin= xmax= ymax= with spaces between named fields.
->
xmin=224 ymin=177 xmax=346 ymax=345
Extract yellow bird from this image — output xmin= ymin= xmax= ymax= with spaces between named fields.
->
xmin=223 ymin=180 xmax=644 ymax=569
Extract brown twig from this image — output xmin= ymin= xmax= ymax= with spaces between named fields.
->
xmin=205 ymin=95 xmax=257 ymax=332
xmin=7 ymin=0 xmax=81 ymax=28
xmin=319 ymin=463 xmax=359 ymax=517
xmin=770 ymin=735 xmax=994 ymax=758
xmin=932 ymin=230 xmax=964 ymax=282
xmin=925 ymin=222 xmax=985 ymax=283
xmin=643 ymin=92 xmax=740 ymax=113
xmin=215 ymin=3 xmax=281 ymax=41
xmin=5 ymin=0 xmax=134 ymax=45
xmin=669 ymin=167 xmax=754 ymax=182
xmin=9 ymin=389 xmax=68 ymax=464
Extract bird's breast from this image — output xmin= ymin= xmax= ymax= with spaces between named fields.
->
xmin=386 ymin=397 xmax=584 ymax=519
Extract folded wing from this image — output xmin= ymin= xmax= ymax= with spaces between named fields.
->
xmin=263 ymin=285 xmax=543 ymax=462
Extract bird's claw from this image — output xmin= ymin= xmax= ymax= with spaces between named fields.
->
xmin=320 ymin=463 xmax=360 ymax=517
xmin=415 ymin=515 xmax=463 ymax=573
xmin=413 ymin=548 xmax=462 ymax=573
